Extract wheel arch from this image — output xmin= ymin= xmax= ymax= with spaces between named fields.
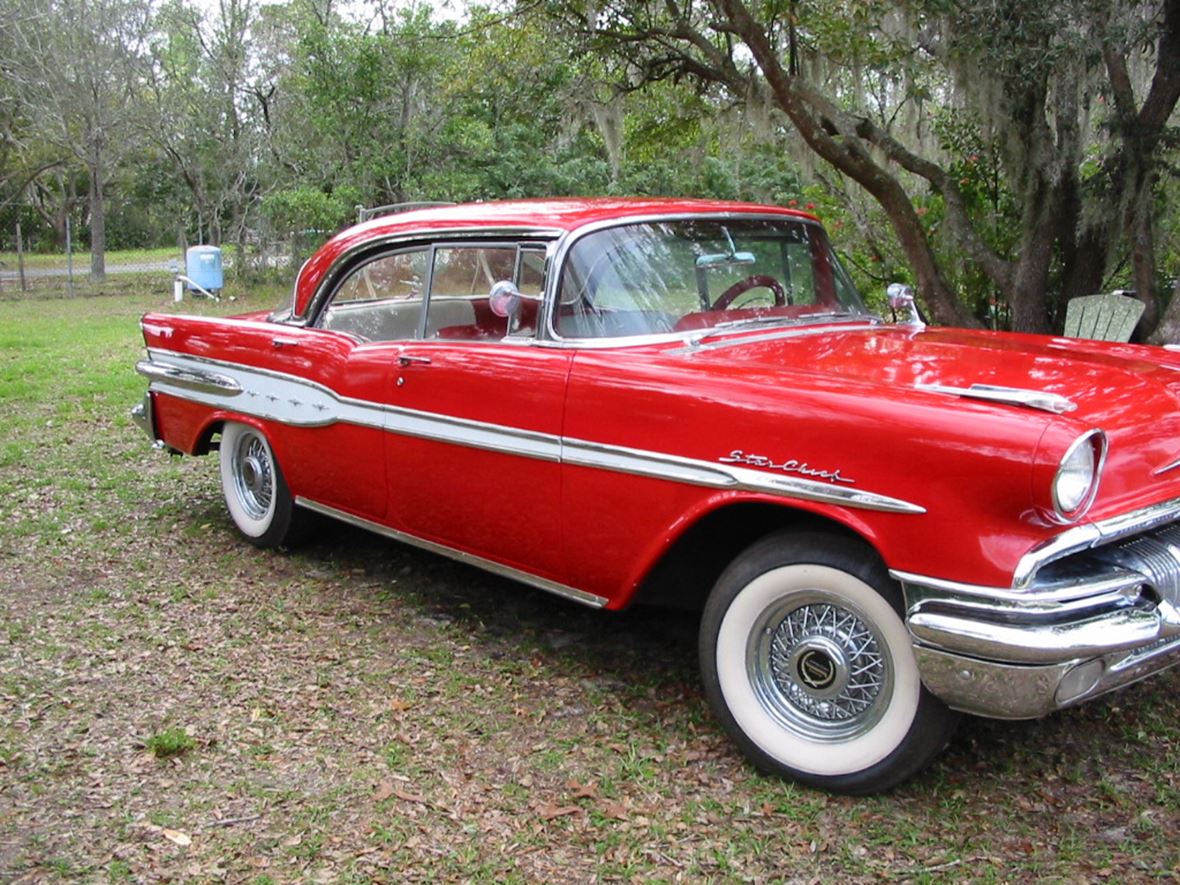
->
xmin=623 ymin=497 xmax=887 ymax=612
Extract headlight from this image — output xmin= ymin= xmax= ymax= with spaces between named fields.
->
xmin=1052 ymin=430 xmax=1106 ymax=520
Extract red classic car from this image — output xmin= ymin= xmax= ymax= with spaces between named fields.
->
xmin=133 ymin=198 xmax=1180 ymax=793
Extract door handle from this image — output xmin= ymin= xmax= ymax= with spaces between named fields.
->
xmin=272 ymin=337 xmax=300 ymax=349
xmin=398 ymin=354 xmax=431 ymax=367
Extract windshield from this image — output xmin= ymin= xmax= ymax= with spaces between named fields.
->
xmin=554 ymin=218 xmax=869 ymax=339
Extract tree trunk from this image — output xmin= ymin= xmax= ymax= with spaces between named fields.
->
xmin=1150 ymin=277 xmax=1180 ymax=345
xmin=715 ymin=0 xmax=978 ymax=327
xmin=88 ymin=154 xmax=105 ymax=283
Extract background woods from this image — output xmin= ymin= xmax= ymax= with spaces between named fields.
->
xmin=1 ymin=0 xmax=1177 ymax=338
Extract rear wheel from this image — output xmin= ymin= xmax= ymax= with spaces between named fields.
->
xmin=700 ymin=531 xmax=958 ymax=794
xmin=219 ymin=421 xmax=308 ymax=548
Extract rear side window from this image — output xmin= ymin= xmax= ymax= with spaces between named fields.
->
xmin=319 ymin=242 xmax=548 ymax=343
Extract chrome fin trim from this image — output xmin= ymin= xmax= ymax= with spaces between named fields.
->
xmin=143 ymin=349 xmax=926 ymax=516
xmin=917 ymin=382 xmax=1077 ymax=415
xmin=136 ymin=359 xmax=242 ymax=396
xmin=295 ymin=497 xmax=608 ymax=609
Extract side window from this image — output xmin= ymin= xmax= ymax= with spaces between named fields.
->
xmin=320 ymin=242 xmax=550 ymax=343
xmin=425 ymin=245 xmax=544 ymax=340
xmin=321 ymin=248 xmax=428 ymax=341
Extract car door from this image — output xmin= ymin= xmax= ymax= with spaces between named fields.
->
xmin=380 ymin=242 xmax=572 ymax=582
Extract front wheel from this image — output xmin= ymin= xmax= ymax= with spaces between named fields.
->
xmin=700 ymin=531 xmax=958 ymax=794
xmin=219 ymin=421 xmax=309 ymax=548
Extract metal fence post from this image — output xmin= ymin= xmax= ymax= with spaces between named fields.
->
xmin=66 ymin=217 xmax=75 ymax=296
xmin=16 ymin=222 xmax=27 ymax=292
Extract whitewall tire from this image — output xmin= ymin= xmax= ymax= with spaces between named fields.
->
xmin=700 ymin=531 xmax=958 ymax=794
xmin=219 ymin=421 xmax=307 ymax=548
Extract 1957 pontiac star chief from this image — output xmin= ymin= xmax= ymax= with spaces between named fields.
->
xmin=133 ymin=198 xmax=1180 ymax=793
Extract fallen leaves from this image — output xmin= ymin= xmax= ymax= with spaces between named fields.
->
xmin=3 ymin=292 xmax=1179 ymax=885
xmin=162 ymin=828 xmax=192 ymax=847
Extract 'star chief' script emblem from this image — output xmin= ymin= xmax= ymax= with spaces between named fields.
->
xmin=719 ymin=449 xmax=855 ymax=485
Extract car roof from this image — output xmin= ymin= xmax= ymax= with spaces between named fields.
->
xmin=293 ymin=197 xmax=817 ymax=318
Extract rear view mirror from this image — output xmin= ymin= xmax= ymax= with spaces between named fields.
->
xmin=696 ymin=251 xmax=757 ymax=269
xmin=886 ymin=282 xmax=923 ymax=327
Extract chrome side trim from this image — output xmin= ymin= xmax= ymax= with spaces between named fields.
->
xmin=891 ymin=568 xmax=1145 ymax=608
xmin=144 ymin=349 xmax=927 ymax=516
xmin=295 ymin=497 xmax=609 ymax=609
xmin=143 ymin=350 xmax=561 ymax=459
xmin=564 ymin=438 xmax=926 ymax=514
xmin=667 ymin=320 xmax=881 ymax=355
xmin=1153 ymin=457 xmax=1180 ymax=476
xmin=916 ymin=382 xmax=1077 ymax=414
xmin=1013 ymin=496 xmax=1180 ymax=588
xmin=136 ymin=360 xmax=242 ymax=396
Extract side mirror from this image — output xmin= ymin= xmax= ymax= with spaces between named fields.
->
xmin=489 ymin=280 xmax=522 ymax=320
xmin=886 ymin=283 xmax=923 ymax=328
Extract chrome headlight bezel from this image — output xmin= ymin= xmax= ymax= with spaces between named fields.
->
xmin=1051 ymin=429 xmax=1107 ymax=522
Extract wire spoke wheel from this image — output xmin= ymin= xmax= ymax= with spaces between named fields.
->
xmin=218 ymin=421 xmax=308 ymax=548
xmin=700 ymin=532 xmax=959 ymax=794
xmin=751 ymin=595 xmax=891 ymax=741
xmin=231 ymin=432 xmax=275 ymax=521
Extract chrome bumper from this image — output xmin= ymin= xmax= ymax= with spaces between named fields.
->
xmin=893 ymin=507 xmax=1180 ymax=719
xmin=131 ymin=392 xmax=155 ymax=441
xmin=130 ymin=391 xmax=172 ymax=451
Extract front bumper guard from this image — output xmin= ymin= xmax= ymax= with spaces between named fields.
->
xmin=894 ymin=511 xmax=1180 ymax=719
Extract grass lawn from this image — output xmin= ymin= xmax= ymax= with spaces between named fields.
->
xmin=0 ymin=288 xmax=1177 ymax=882
xmin=0 ymin=245 xmax=183 ymax=269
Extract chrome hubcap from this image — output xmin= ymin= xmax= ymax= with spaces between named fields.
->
xmin=749 ymin=595 xmax=891 ymax=740
xmin=232 ymin=434 xmax=273 ymax=520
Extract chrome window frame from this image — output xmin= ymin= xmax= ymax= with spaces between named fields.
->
xmin=307 ymin=231 xmax=563 ymax=346
xmin=301 ymin=227 xmax=564 ymax=327
xmin=537 ymin=212 xmax=870 ymax=348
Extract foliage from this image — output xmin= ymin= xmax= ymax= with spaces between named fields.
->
xmin=260 ymin=186 xmax=359 ymax=238
xmin=0 ymin=0 xmax=1176 ymax=334
xmin=145 ymin=727 xmax=197 ymax=759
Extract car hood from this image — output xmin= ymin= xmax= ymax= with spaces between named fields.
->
xmin=684 ymin=323 xmax=1180 ymax=423
xmin=676 ymin=323 xmax=1180 ymax=512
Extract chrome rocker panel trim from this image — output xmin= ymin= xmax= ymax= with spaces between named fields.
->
xmin=295 ymin=497 xmax=608 ymax=609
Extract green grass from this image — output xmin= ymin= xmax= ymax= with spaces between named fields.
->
xmin=145 ymin=727 xmax=197 ymax=759
xmin=0 ymin=245 xmax=182 ymax=269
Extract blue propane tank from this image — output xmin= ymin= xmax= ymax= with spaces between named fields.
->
xmin=186 ymin=245 xmax=223 ymax=292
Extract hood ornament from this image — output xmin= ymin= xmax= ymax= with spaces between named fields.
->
xmin=918 ymin=383 xmax=1078 ymax=415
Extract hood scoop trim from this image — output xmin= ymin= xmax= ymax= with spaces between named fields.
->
xmin=918 ymin=383 xmax=1078 ymax=415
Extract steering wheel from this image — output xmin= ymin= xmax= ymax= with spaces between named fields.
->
xmin=712 ymin=275 xmax=786 ymax=310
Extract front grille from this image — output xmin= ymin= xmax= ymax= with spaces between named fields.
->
xmin=1083 ymin=524 xmax=1180 ymax=606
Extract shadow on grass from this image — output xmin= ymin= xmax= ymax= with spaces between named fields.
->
xmin=178 ymin=500 xmax=1180 ymax=802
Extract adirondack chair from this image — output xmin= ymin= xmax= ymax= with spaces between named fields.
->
xmin=1063 ymin=290 xmax=1145 ymax=342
